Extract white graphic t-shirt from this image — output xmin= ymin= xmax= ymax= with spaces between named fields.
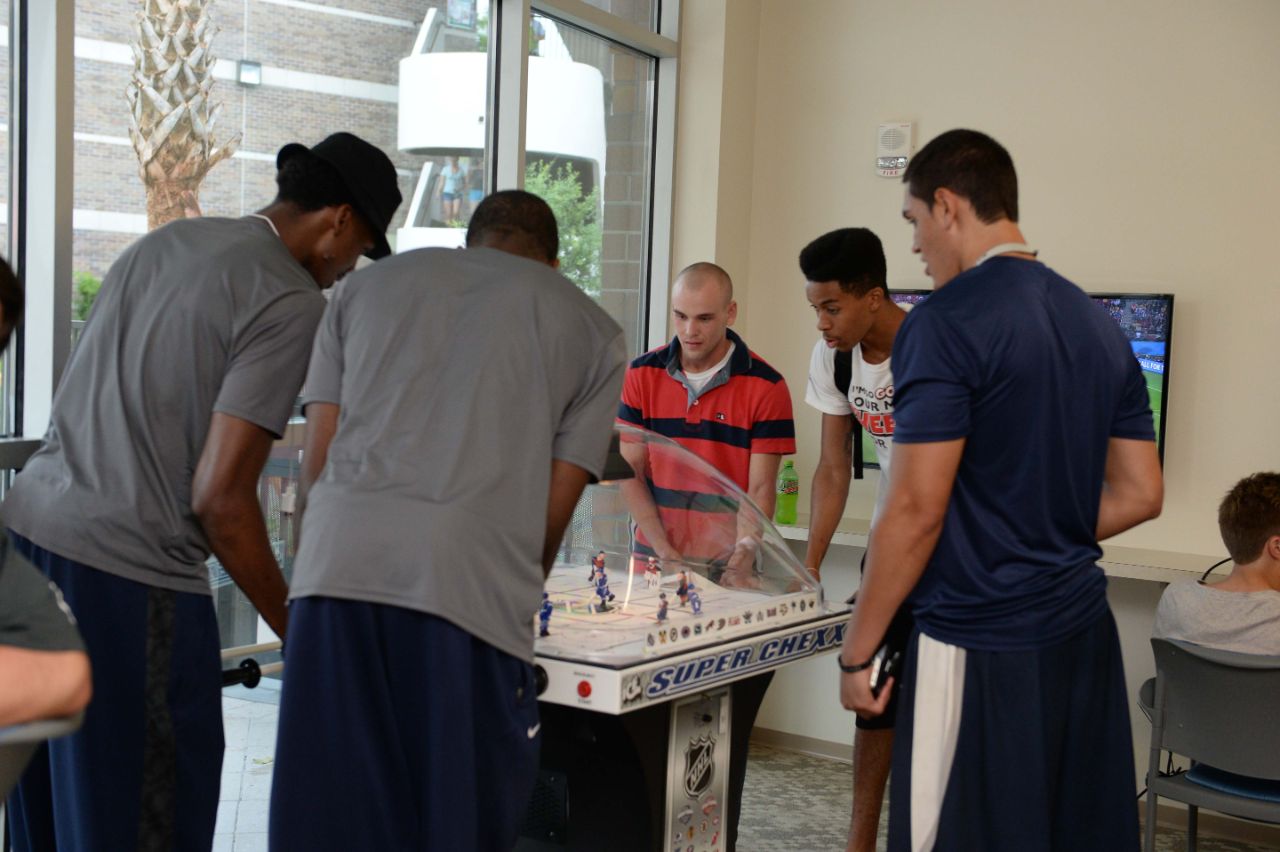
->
xmin=804 ymin=338 xmax=897 ymax=523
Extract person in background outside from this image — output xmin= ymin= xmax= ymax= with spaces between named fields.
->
xmin=441 ymin=155 xmax=464 ymax=222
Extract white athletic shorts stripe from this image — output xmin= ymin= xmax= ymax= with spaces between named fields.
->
xmin=909 ymin=633 xmax=967 ymax=852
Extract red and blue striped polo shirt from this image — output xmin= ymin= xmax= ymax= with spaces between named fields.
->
xmin=617 ymin=330 xmax=796 ymax=559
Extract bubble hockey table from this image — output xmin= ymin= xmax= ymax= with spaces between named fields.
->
xmin=516 ymin=560 xmax=847 ymax=852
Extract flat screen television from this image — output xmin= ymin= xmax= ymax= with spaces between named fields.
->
xmin=854 ymin=289 xmax=1174 ymax=471
xmin=1088 ymin=293 xmax=1174 ymax=463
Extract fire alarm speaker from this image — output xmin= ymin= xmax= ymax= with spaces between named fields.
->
xmin=876 ymin=122 xmax=913 ymax=178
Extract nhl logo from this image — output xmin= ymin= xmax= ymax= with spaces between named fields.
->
xmin=683 ymin=734 xmax=716 ymax=798
xmin=622 ymin=674 xmax=643 ymax=705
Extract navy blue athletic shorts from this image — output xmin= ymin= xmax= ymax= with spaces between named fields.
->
xmin=269 ymin=597 xmax=541 ymax=851
xmin=887 ymin=609 xmax=1138 ymax=851
xmin=6 ymin=533 xmax=223 ymax=852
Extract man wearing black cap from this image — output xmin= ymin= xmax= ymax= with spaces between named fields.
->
xmin=2 ymin=132 xmax=401 ymax=851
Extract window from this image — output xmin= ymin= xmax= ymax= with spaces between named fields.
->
xmin=71 ymin=0 xmax=494 ymax=339
xmin=392 ymin=1 xmax=494 ymax=247
xmin=1 ymin=0 xmax=12 ymax=436
xmin=527 ymin=12 xmax=653 ymax=353
xmin=577 ymin=0 xmax=657 ymax=30
xmin=0 ymin=0 xmax=9 ymax=242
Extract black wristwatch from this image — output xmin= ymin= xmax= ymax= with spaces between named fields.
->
xmin=837 ymin=653 xmax=875 ymax=674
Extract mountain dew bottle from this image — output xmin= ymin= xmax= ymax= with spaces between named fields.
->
xmin=775 ymin=460 xmax=799 ymax=525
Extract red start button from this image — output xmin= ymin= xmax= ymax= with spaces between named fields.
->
xmin=577 ymin=680 xmax=592 ymax=698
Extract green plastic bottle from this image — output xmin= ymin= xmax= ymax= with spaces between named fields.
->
xmin=775 ymin=460 xmax=799 ymax=525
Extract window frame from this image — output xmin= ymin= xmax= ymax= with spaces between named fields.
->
xmin=13 ymin=0 xmax=74 ymax=440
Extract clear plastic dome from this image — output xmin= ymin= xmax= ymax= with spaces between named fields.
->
xmin=537 ymin=423 xmax=831 ymax=665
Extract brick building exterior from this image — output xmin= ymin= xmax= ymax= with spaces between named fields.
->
xmin=65 ymin=0 xmax=654 ymax=353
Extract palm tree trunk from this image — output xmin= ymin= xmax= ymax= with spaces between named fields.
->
xmin=127 ymin=0 xmax=240 ymax=230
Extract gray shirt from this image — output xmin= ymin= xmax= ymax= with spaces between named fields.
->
xmin=4 ymin=217 xmax=325 ymax=595
xmin=1153 ymin=580 xmax=1280 ymax=655
xmin=291 ymin=247 xmax=627 ymax=661
xmin=0 ymin=535 xmax=84 ymax=653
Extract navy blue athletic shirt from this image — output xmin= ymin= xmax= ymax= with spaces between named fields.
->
xmin=891 ymin=257 xmax=1155 ymax=651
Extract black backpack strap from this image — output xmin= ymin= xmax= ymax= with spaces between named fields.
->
xmin=834 ymin=348 xmax=852 ymax=397
xmin=833 ymin=349 xmax=864 ymax=479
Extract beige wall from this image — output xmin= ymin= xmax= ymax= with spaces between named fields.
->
xmin=677 ymin=0 xmax=1280 ymax=558
xmin=670 ymin=0 xmax=762 ymax=332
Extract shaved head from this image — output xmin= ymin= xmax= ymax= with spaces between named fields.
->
xmin=673 ymin=261 xmax=733 ymax=308
xmin=670 ymin=261 xmax=737 ymax=373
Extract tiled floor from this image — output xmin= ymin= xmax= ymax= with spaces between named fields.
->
xmin=216 ymin=694 xmax=1279 ymax=852
xmin=739 ymin=743 xmax=869 ymax=851
xmin=738 ymin=743 xmax=1280 ymax=852
xmin=216 ymin=688 xmax=281 ymax=852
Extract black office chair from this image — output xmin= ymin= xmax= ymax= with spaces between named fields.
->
xmin=1140 ymin=638 xmax=1280 ymax=852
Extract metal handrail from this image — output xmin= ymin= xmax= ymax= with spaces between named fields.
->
xmin=220 ymin=640 xmax=283 ymax=661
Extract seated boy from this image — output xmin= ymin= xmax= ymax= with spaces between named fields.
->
xmin=1154 ymin=472 xmax=1280 ymax=654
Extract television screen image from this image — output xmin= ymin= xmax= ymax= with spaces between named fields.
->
xmin=889 ymin=291 xmax=930 ymax=309
xmin=856 ymin=290 xmax=1174 ymax=470
xmin=1089 ymin=294 xmax=1174 ymax=461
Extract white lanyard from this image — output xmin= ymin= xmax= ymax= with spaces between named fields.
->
xmin=975 ymin=242 xmax=1037 ymax=266
xmin=247 ymin=213 xmax=281 ymax=239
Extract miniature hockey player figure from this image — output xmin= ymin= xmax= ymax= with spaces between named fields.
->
xmin=645 ymin=556 xmax=661 ymax=589
xmin=657 ymin=593 xmax=669 ymax=623
xmin=588 ymin=550 xmax=606 ymax=583
xmin=538 ymin=592 xmax=553 ymax=637
xmin=676 ymin=570 xmax=689 ymax=606
xmin=594 ymin=563 xmax=615 ymax=612
xmin=687 ymin=582 xmax=703 ymax=616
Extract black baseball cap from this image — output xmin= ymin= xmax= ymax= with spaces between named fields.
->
xmin=276 ymin=132 xmax=402 ymax=259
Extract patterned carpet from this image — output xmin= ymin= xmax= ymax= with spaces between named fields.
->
xmin=738 ymin=743 xmax=1280 ymax=852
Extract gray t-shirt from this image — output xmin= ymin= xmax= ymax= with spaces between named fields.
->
xmin=0 ymin=535 xmax=84 ymax=653
xmin=1153 ymin=580 xmax=1280 ymax=654
xmin=291 ymin=247 xmax=627 ymax=662
xmin=4 ymin=217 xmax=325 ymax=595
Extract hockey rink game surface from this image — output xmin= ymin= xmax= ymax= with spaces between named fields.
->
xmin=535 ymin=561 xmax=823 ymax=665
